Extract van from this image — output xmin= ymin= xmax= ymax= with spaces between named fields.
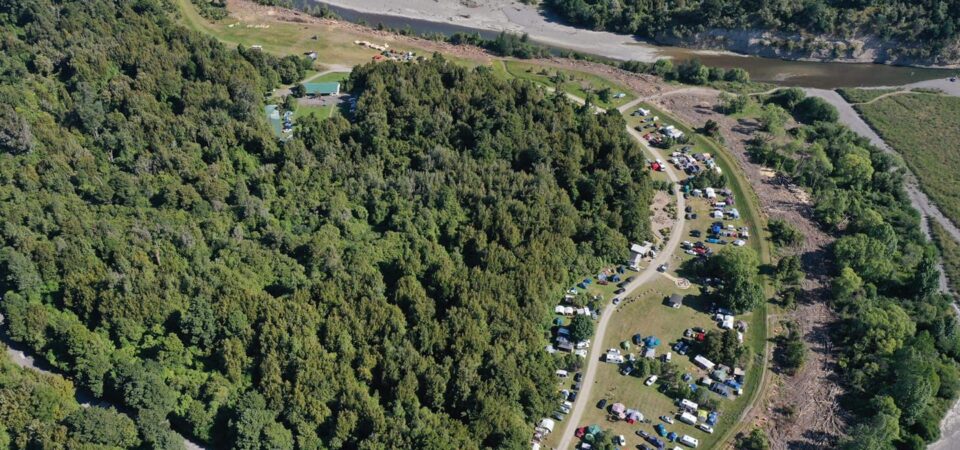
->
xmin=679 ymin=435 xmax=699 ymax=448
xmin=556 ymin=370 xmax=569 ymax=378
xmin=679 ymin=412 xmax=697 ymax=425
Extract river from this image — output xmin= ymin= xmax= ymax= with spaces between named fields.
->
xmin=315 ymin=0 xmax=955 ymax=89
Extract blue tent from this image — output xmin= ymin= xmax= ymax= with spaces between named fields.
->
xmin=644 ymin=336 xmax=661 ymax=347
xmin=554 ymin=318 xmax=564 ymax=325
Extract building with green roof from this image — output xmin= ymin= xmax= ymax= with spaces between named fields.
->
xmin=303 ymin=82 xmax=340 ymax=96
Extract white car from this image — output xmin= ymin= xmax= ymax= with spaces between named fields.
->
xmin=574 ymin=349 xmax=587 ymax=358
xmin=684 ymin=249 xmax=697 ymax=256
xmin=732 ymin=239 xmax=746 ymax=246
xmin=645 ymin=375 xmax=658 ymax=386
xmin=616 ymin=435 xmax=626 ymax=445
xmin=697 ymin=424 xmax=714 ymax=434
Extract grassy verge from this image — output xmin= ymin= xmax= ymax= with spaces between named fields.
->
xmin=836 ymin=88 xmax=900 ymax=104
xmin=856 ymin=93 xmax=960 ymax=227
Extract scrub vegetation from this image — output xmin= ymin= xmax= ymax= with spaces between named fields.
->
xmin=734 ymin=89 xmax=960 ymax=449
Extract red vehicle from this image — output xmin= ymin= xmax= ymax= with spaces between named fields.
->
xmin=576 ymin=427 xmax=587 ymax=438
xmin=696 ymin=332 xmax=706 ymax=342
xmin=651 ymin=162 xmax=662 ymax=171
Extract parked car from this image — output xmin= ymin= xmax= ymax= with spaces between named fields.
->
xmin=690 ymin=230 xmax=702 ymax=237
xmin=615 ymin=288 xmax=626 ymax=294
xmin=574 ymin=372 xmax=583 ymax=382
xmin=552 ymin=411 xmax=564 ymax=420
xmin=626 ymin=276 xmax=636 ymax=282
xmin=645 ymin=375 xmax=658 ymax=386
xmin=616 ymin=435 xmax=626 ymax=446
xmin=697 ymin=424 xmax=714 ymax=434
xmin=655 ymin=424 xmax=667 ymax=437
xmin=657 ymin=264 xmax=668 ymax=272
xmin=612 ymin=297 xmax=621 ymax=305
xmin=597 ymin=399 xmax=608 ymax=409
xmin=733 ymin=239 xmax=746 ymax=246
xmin=568 ymin=391 xmax=577 ymax=401
xmin=660 ymin=415 xmax=675 ymax=424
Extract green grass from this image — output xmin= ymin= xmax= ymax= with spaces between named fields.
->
xmin=173 ymin=0 xmax=453 ymax=66
xmin=502 ymin=61 xmax=636 ymax=109
xmin=309 ymin=72 xmax=350 ymax=83
xmin=836 ymin=88 xmax=901 ymax=104
xmin=293 ymin=103 xmax=336 ymax=120
xmin=626 ymin=103 xmax=773 ymax=447
xmin=930 ymin=221 xmax=960 ymax=293
xmin=856 ymin=93 xmax=960 ymax=227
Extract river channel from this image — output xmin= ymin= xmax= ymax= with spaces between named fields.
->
xmin=316 ymin=0 xmax=955 ymax=88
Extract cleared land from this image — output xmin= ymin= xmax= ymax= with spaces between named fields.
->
xmin=856 ymin=93 xmax=960 ymax=229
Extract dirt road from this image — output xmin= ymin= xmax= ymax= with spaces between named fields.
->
xmin=553 ymin=98 xmax=686 ymax=450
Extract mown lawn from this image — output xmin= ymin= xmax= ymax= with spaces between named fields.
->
xmin=856 ymin=93 xmax=960 ymax=227
xmin=836 ymin=88 xmax=901 ymax=104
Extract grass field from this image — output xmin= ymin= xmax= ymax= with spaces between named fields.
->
xmin=856 ymin=93 xmax=960 ymax=227
xmin=836 ymin=88 xmax=901 ymax=104
xmin=500 ymin=61 xmax=636 ymax=109
xmin=293 ymin=103 xmax=336 ymax=120
xmin=626 ymin=102 xmax=773 ymax=446
xmin=173 ymin=0 xmax=469 ymax=67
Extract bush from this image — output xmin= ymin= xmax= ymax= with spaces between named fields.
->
xmin=794 ymin=96 xmax=839 ymax=123
xmin=768 ymin=218 xmax=804 ymax=247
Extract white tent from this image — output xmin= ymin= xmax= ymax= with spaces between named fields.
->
xmin=538 ymin=418 xmax=555 ymax=433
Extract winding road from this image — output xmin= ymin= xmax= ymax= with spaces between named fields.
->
xmin=553 ymin=98 xmax=688 ymax=450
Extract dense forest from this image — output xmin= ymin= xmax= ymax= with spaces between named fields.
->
xmin=745 ymin=90 xmax=960 ymax=449
xmin=544 ymin=0 xmax=960 ymax=61
xmin=0 ymin=0 xmax=653 ymax=447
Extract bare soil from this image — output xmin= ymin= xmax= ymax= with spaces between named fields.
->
xmin=653 ymin=90 xmax=848 ymax=449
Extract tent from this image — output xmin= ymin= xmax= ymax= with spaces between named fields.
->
xmin=611 ymin=403 xmax=626 ymax=414
xmin=553 ymin=318 xmax=563 ymax=325
xmin=538 ymin=418 xmax=555 ymax=433
xmin=644 ymin=336 xmax=661 ymax=347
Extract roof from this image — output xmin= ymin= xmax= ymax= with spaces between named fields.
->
xmin=669 ymin=294 xmax=683 ymax=305
xmin=303 ymin=82 xmax=340 ymax=95
xmin=631 ymin=241 xmax=653 ymax=254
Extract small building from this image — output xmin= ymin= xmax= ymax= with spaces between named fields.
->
xmin=694 ymin=355 xmax=716 ymax=371
xmin=305 ymin=51 xmax=318 ymax=60
xmin=668 ymin=294 xmax=683 ymax=309
xmin=303 ymin=82 xmax=341 ymax=97
xmin=629 ymin=241 xmax=654 ymax=268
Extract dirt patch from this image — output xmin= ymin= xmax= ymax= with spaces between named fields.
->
xmin=654 ymin=90 xmax=848 ymax=449
xmin=650 ymin=191 xmax=676 ymax=243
